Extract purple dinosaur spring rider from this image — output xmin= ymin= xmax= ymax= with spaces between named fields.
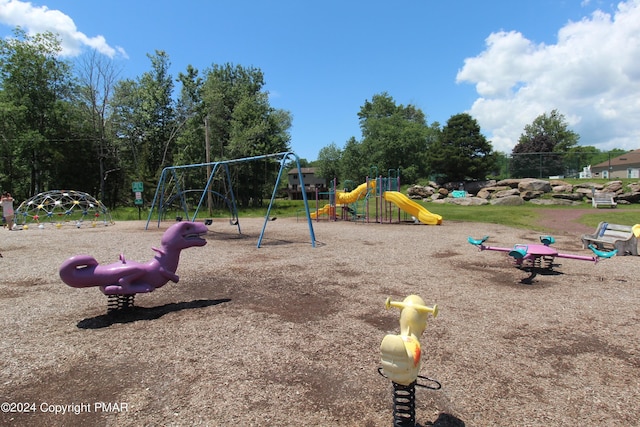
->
xmin=59 ymin=221 xmax=208 ymax=312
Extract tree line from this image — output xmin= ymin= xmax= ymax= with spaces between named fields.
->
xmin=0 ymin=28 xmax=624 ymax=207
xmin=316 ymin=97 xmax=626 ymax=188
xmin=0 ymin=28 xmax=291 ymax=208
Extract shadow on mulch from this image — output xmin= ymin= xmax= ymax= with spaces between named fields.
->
xmin=423 ymin=412 xmax=466 ymax=426
xmin=76 ymin=298 xmax=231 ymax=329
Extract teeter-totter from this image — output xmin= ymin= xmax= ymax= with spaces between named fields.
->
xmin=468 ymin=235 xmax=616 ymax=284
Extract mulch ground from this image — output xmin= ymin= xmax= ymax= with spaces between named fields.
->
xmin=0 ymin=210 xmax=638 ymax=427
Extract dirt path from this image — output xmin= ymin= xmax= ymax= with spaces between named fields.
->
xmin=533 ymin=209 xmax=596 ymax=235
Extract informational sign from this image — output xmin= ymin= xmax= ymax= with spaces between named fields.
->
xmin=132 ymin=182 xmax=144 ymax=206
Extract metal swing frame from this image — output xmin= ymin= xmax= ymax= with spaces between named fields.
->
xmin=146 ymin=152 xmax=316 ymax=248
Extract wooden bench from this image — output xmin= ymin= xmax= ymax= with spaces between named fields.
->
xmin=592 ymin=192 xmax=617 ymax=208
xmin=581 ymin=222 xmax=638 ymax=256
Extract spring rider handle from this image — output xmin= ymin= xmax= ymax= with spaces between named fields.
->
xmin=385 ymin=296 xmax=439 ymax=318
xmin=380 ymin=295 xmax=439 ymax=427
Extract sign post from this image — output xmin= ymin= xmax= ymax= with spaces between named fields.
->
xmin=132 ymin=182 xmax=144 ymax=219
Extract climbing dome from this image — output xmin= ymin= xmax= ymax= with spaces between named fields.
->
xmin=15 ymin=190 xmax=114 ymax=228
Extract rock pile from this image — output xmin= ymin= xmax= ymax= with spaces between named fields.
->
xmin=406 ymin=179 xmax=640 ymax=206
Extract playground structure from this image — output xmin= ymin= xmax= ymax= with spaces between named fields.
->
xmin=311 ymin=168 xmax=442 ymax=225
xmin=14 ymin=190 xmax=113 ymax=228
xmin=379 ymin=295 xmax=440 ymax=426
xmin=59 ymin=221 xmax=208 ymax=312
xmin=468 ymin=235 xmax=617 ymax=284
xmin=146 ymin=152 xmax=316 ymax=248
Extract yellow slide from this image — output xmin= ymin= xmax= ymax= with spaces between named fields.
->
xmin=335 ymin=181 xmax=376 ymax=204
xmin=311 ymin=181 xmax=374 ymax=219
xmin=382 ymin=191 xmax=442 ymax=225
xmin=310 ymin=204 xmax=335 ymax=219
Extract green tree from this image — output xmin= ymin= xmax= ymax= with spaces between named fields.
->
xmin=316 ymin=142 xmax=342 ymax=182
xmin=110 ymin=51 xmax=178 ymax=195
xmin=491 ymin=151 xmax=510 ymax=179
xmin=175 ymin=65 xmax=206 ymax=167
xmin=521 ymin=109 xmax=579 ymax=152
xmin=340 ymin=137 xmax=367 ymax=185
xmin=357 ymin=92 xmax=430 ymax=184
xmin=201 ymin=63 xmax=266 ymax=160
xmin=199 ymin=63 xmax=292 ymax=207
xmin=75 ymin=50 xmax=122 ymax=206
xmin=428 ymin=113 xmax=496 ymax=183
xmin=511 ymin=134 xmax=564 ymax=178
xmin=510 ymin=109 xmax=579 ymax=178
xmin=0 ymin=27 xmax=81 ymax=198
xmin=139 ymin=51 xmax=178 ymax=175
xmin=110 ymin=78 xmax=145 ymax=183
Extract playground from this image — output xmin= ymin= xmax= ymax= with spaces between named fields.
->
xmin=0 ymin=214 xmax=638 ymax=426
xmin=309 ymin=171 xmax=442 ymax=225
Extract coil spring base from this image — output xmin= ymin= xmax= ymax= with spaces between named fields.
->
xmin=518 ymin=255 xmax=556 ymax=284
xmin=107 ymin=294 xmax=135 ymax=313
xmin=393 ymin=381 xmax=416 ymax=427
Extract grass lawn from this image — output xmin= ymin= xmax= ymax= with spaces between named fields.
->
xmin=110 ymin=197 xmax=640 ymax=231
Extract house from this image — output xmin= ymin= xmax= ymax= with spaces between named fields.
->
xmin=590 ymin=149 xmax=640 ymax=179
xmin=286 ymin=167 xmax=329 ymax=200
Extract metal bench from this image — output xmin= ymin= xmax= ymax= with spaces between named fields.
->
xmin=592 ymin=192 xmax=617 ymax=208
xmin=581 ymin=222 xmax=638 ymax=256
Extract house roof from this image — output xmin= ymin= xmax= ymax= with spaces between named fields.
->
xmin=288 ymin=167 xmax=316 ymax=175
xmin=592 ymin=149 xmax=640 ymax=169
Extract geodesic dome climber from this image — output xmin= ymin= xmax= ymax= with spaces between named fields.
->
xmin=15 ymin=190 xmax=113 ymax=228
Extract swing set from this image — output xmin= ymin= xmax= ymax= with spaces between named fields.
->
xmin=145 ymin=152 xmax=316 ymax=247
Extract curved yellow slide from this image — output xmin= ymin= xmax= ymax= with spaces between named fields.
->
xmin=310 ymin=204 xmax=335 ymax=219
xmin=311 ymin=181 xmax=375 ymax=219
xmin=335 ymin=181 xmax=376 ymax=204
xmin=382 ymin=191 xmax=442 ymax=225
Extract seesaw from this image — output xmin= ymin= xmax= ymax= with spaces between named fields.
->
xmin=468 ymin=235 xmax=617 ymax=284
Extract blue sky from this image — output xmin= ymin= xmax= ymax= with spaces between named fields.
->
xmin=1 ymin=0 xmax=639 ymax=161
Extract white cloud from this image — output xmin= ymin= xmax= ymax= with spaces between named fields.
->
xmin=457 ymin=0 xmax=640 ymax=154
xmin=0 ymin=0 xmax=127 ymax=58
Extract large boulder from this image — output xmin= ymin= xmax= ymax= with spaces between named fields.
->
xmin=476 ymin=186 xmax=510 ymax=199
xmin=574 ymin=182 xmax=604 ymax=190
xmin=463 ymin=180 xmax=497 ymax=196
xmin=552 ymin=193 xmax=584 ymax=201
xmin=495 ymin=179 xmax=523 ymax=189
xmin=406 ymin=178 xmax=640 ymax=207
xmin=628 ymin=183 xmax=640 ymax=193
xmin=575 ymin=188 xmax=595 ymax=199
xmin=603 ymin=181 xmax=623 ymax=193
xmin=616 ymin=192 xmax=640 ymax=203
xmin=518 ymin=179 xmax=552 ymax=193
xmin=446 ymin=197 xmax=489 ymax=206
xmin=552 ymin=184 xmax=573 ymax=193
xmin=407 ymin=185 xmax=434 ymax=199
xmin=493 ymin=188 xmax=521 ymax=198
xmin=520 ymin=190 xmax=545 ymax=201
xmin=490 ymin=195 xmax=525 ymax=206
